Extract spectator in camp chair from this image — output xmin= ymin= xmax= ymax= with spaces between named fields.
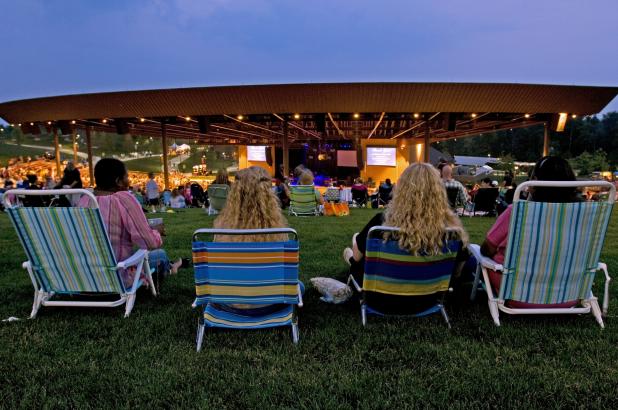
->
xmin=192 ymin=166 xmax=304 ymax=350
xmin=351 ymin=178 xmax=368 ymax=207
xmin=342 ymin=163 xmax=469 ymax=320
xmin=469 ymin=156 xmax=615 ymax=327
xmin=289 ymin=170 xmax=322 ymax=216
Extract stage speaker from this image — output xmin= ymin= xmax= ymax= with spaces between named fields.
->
xmin=315 ymin=114 xmax=326 ymax=133
xmin=115 ymin=119 xmax=130 ymax=135
xmin=265 ymin=146 xmax=273 ymax=166
xmin=447 ymin=113 xmax=457 ymax=132
xmin=198 ymin=117 xmax=209 ymax=134
xmin=57 ymin=120 xmax=72 ymax=135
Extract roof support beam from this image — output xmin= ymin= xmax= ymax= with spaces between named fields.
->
xmin=161 ymin=122 xmax=170 ymax=190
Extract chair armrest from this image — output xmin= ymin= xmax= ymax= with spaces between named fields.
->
xmin=468 ymin=244 xmax=503 ymax=272
xmin=117 ymin=249 xmax=148 ymax=269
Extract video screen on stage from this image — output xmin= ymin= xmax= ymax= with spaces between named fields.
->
xmin=366 ymin=147 xmax=396 ymax=166
xmin=336 ymin=150 xmax=358 ymax=167
xmin=247 ymin=145 xmax=267 ymax=161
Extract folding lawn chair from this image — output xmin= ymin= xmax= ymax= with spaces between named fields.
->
xmin=348 ymin=226 xmax=462 ymax=327
xmin=3 ymin=189 xmax=156 ymax=318
xmin=192 ymin=228 xmax=304 ymax=351
xmin=288 ymin=185 xmax=319 ymax=216
xmin=207 ymin=184 xmax=229 ymax=215
xmin=324 ymin=187 xmax=341 ymax=203
xmin=469 ymin=181 xmax=615 ymax=327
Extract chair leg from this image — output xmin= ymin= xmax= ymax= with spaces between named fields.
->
xmin=196 ymin=319 xmax=206 ymax=352
xmin=144 ymin=259 xmax=157 ymax=297
xmin=361 ymin=304 xmax=367 ymax=327
xmin=291 ymin=321 xmax=300 ymax=344
xmin=30 ymin=290 xmax=47 ymax=319
xmin=124 ymin=294 xmax=136 ymax=318
xmin=470 ymin=263 xmax=482 ymax=301
xmin=440 ymin=305 xmax=452 ymax=329
xmin=589 ymin=297 xmax=605 ymax=329
xmin=488 ymin=299 xmax=501 ymax=326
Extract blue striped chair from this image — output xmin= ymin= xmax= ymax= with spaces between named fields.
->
xmin=192 ymin=228 xmax=303 ymax=351
xmin=469 ymin=181 xmax=615 ymax=327
xmin=289 ymin=185 xmax=320 ymax=216
xmin=3 ymin=189 xmax=156 ymax=318
xmin=349 ymin=226 xmax=462 ymax=327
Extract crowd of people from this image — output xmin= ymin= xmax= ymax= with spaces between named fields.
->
xmin=2 ymin=151 xmax=612 ymax=316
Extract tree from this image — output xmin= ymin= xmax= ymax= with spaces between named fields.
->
xmin=569 ymin=150 xmax=609 ymax=176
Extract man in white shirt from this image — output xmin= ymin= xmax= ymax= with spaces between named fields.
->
xmin=145 ymin=173 xmax=160 ymax=206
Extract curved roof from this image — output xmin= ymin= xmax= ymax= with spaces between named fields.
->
xmin=1 ymin=82 xmax=616 ymax=145
xmin=1 ymin=82 xmax=616 ymax=123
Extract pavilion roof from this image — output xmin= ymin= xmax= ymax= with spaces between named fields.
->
xmin=1 ymin=82 xmax=616 ymax=146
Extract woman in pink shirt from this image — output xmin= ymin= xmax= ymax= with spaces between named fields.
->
xmin=480 ymin=156 xmax=580 ymax=308
xmin=80 ymin=158 xmax=181 ymax=288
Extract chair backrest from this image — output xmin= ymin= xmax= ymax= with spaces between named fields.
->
xmin=351 ymin=187 xmax=367 ymax=202
xmin=4 ymin=189 xmax=124 ymax=294
xmin=324 ymin=187 xmax=340 ymax=202
xmin=192 ymin=228 xmax=300 ymax=306
xmin=474 ymin=188 xmax=499 ymax=211
xmin=207 ymin=184 xmax=229 ymax=211
xmin=500 ymin=181 xmax=615 ymax=304
xmin=289 ymin=185 xmax=318 ymax=213
xmin=363 ymin=226 xmax=461 ymax=297
xmin=445 ymin=186 xmax=460 ymax=208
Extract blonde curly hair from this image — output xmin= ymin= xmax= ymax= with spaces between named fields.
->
xmin=214 ymin=166 xmax=288 ymax=242
xmin=383 ymin=163 xmax=468 ymax=255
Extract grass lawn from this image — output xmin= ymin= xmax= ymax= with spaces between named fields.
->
xmin=0 ymin=143 xmax=50 ymax=165
xmin=123 ymin=156 xmax=164 ymax=173
xmin=1 ymin=209 xmax=617 ymax=408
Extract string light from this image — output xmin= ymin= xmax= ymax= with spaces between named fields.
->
xmin=353 ymin=113 xmax=360 ymax=119
xmin=237 ymin=115 xmax=244 ymax=120
xmin=524 ymin=114 xmax=531 ymax=119
xmin=413 ymin=113 xmax=420 ymax=119
xmin=571 ymin=114 xmax=577 ymax=119
xmin=471 ymin=113 xmax=477 ymax=118
xmin=185 ymin=116 xmax=191 ymax=121
xmin=102 ymin=119 xmax=108 ymax=124
xmin=293 ymin=113 xmax=300 ymax=120
xmin=71 ymin=120 xmax=76 ymax=124
xmin=140 ymin=118 xmax=145 ymax=123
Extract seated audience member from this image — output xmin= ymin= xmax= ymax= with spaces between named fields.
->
xmin=298 ymin=169 xmax=324 ymax=205
xmin=274 ymin=178 xmax=290 ymax=208
xmin=351 ymin=178 xmax=368 ymax=205
xmin=343 ymin=163 xmax=469 ymax=312
xmin=214 ymin=168 xmax=231 ymax=186
xmin=79 ymin=158 xmax=181 ymax=288
xmin=480 ymin=156 xmax=580 ymax=308
xmin=23 ymin=174 xmax=45 ymax=207
xmin=480 ymin=177 xmax=492 ymax=188
xmin=170 ymin=188 xmax=186 ymax=208
xmin=213 ymin=166 xmax=303 ymax=313
xmin=441 ymin=164 xmax=468 ymax=207
xmin=378 ymin=178 xmax=393 ymax=205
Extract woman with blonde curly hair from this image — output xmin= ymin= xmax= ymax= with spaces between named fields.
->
xmin=343 ymin=163 xmax=468 ymax=310
xmin=214 ymin=166 xmax=287 ymax=242
xmin=212 ymin=166 xmax=303 ymax=314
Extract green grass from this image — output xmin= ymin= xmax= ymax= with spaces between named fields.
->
xmin=123 ymin=156 xmax=164 ymax=173
xmin=178 ymin=150 xmax=236 ymax=174
xmin=0 ymin=143 xmax=50 ymax=165
xmin=1 ymin=209 xmax=618 ymax=408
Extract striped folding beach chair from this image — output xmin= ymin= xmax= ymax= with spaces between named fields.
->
xmin=207 ymin=184 xmax=229 ymax=215
xmin=348 ymin=226 xmax=462 ymax=327
xmin=192 ymin=228 xmax=303 ymax=351
xmin=289 ymin=185 xmax=319 ymax=216
xmin=3 ymin=189 xmax=156 ymax=318
xmin=469 ymin=181 xmax=615 ymax=327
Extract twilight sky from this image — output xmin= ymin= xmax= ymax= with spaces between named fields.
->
xmin=0 ymin=0 xmax=617 ymax=113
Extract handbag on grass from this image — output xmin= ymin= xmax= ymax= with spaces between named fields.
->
xmin=324 ymin=202 xmax=349 ymax=217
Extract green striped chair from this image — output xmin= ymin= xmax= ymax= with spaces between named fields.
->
xmin=207 ymin=184 xmax=229 ymax=215
xmin=289 ymin=185 xmax=320 ymax=216
xmin=469 ymin=181 xmax=615 ymax=327
xmin=3 ymin=189 xmax=156 ymax=318
xmin=192 ymin=228 xmax=303 ymax=351
xmin=349 ymin=226 xmax=462 ymax=327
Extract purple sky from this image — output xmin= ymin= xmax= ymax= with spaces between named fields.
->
xmin=1 ymin=0 xmax=617 ymax=116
